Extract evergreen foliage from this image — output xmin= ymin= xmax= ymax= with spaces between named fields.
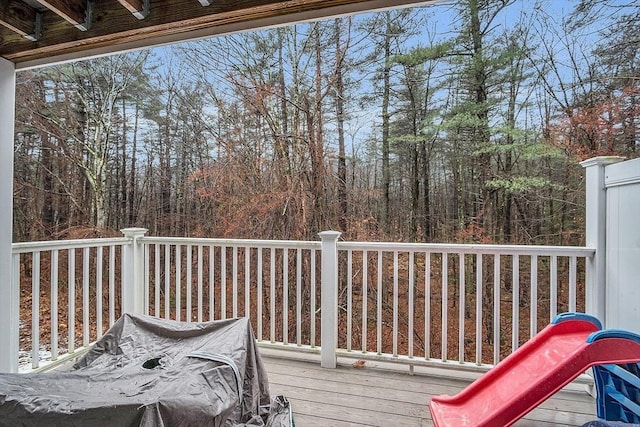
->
xmin=13 ymin=0 xmax=639 ymax=245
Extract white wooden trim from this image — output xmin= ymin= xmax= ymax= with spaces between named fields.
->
xmin=0 ymin=58 xmax=17 ymax=373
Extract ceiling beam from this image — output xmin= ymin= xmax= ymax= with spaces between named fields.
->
xmin=117 ymin=0 xmax=149 ymax=19
xmin=2 ymin=0 xmax=438 ymax=68
xmin=0 ymin=0 xmax=40 ymax=40
xmin=37 ymin=0 xmax=92 ymax=30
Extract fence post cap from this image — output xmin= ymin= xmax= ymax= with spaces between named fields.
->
xmin=580 ymin=156 xmax=625 ymax=168
xmin=318 ymin=230 xmax=341 ymax=240
xmin=120 ymin=228 xmax=149 ymax=237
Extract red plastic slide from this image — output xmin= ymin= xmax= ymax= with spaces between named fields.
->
xmin=429 ymin=312 xmax=640 ymax=427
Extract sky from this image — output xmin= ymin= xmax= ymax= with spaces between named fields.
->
xmin=93 ymin=0 xmax=630 ymax=157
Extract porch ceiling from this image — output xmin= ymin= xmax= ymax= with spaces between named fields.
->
xmin=0 ymin=0 xmax=436 ymax=69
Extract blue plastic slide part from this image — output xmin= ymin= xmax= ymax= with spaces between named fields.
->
xmin=552 ymin=312 xmax=603 ymax=330
xmin=587 ymin=329 xmax=640 ymax=345
xmin=605 ymin=364 xmax=640 ymax=388
xmin=593 ymin=363 xmax=640 ymax=423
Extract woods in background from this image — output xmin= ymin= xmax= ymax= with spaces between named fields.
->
xmin=13 ymin=0 xmax=640 ymax=245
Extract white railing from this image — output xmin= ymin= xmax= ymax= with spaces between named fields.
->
xmin=335 ymin=241 xmax=594 ymax=369
xmin=11 ymin=237 xmax=129 ymax=371
xmin=2 ymin=158 xmax=620 ymax=374
xmin=139 ymin=236 xmax=321 ymax=350
xmin=9 ymin=230 xmax=594 ymax=373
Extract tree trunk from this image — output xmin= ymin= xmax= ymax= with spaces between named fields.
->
xmin=335 ymin=19 xmax=348 ymax=234
xmin=128 ymin=101 xmax=139 ymax=226
xmin=381 ymin=12 xmax=392 ymax=235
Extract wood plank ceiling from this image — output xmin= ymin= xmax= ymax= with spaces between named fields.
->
xmin=0 ymin=0 xmax=433 ymax=69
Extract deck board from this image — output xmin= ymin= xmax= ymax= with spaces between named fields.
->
xmin=262 ymin=354 xmax=597 ymax=427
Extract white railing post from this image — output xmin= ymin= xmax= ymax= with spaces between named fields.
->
xmin=319 ymin=230 xmax=341 ymax=368
xmin=121 ymin=228 xmax=148 ymax=314
xmin=0 ymin=58 xmax=17 ymax=373
xmin=580 ymin=156 xmax=624 ymax=324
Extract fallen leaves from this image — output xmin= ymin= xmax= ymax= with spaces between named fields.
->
xmin=352 ymin=359 xmax=365 ymax=369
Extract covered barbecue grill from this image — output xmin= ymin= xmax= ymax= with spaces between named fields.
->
xmin=0 ymin=314 xmax=292 ymax=426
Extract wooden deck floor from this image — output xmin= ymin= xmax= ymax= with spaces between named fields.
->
xmin=262 ymin=352 xmax=597 ymax=427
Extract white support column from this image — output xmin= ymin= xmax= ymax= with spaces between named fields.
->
xmin=121 ymin=228 xmax=148 ymax=314
xmin=580 ymin=156 xmax=624 ymax=324
xmin=319 ymin=230 xmax=341 ymax=368
xmin=0 ymin=58 xmax=17 ymax=373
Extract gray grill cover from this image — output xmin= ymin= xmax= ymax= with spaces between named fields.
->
xmin=0 ymin=314 xmax=285 ymax=426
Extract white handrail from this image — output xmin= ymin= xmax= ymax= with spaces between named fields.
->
xmin=12 ymin=237 xmax=130 ymax=253
xmin=339 ymin=241 xmax=594 ymax=256
xmin=10 ymin=231 xmax=594 ymax=373
xmin=140 ymin=236 xmax=319 ymax=250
